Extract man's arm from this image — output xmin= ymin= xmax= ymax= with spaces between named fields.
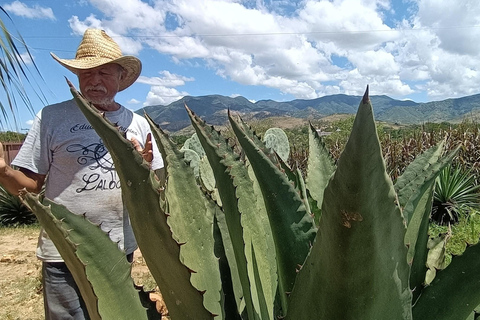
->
xmin=0 ymin=142 xmax=46 ymax=195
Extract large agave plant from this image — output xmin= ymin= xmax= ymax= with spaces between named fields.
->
xmin=20 ymin=82 xmax=480 ymax=320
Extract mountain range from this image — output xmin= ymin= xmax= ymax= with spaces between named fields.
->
xmin=138 ymin=92 xmax=480 ymax=132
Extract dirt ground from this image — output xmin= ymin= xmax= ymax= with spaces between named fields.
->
xmin=0 ymin=227 xmax=165 ymax=319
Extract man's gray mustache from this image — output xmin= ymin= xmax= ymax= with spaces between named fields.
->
xmin=85 ymin=86 xmax=107 ymax=93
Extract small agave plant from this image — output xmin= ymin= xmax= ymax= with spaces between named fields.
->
xmin=20 ymin=81 xmax=480 ymax=320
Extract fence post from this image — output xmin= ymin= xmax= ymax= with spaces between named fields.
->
xmin=1 ymin=142 xmax=23 ymax=165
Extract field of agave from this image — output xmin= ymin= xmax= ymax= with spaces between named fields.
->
xmin=274 ymin=118 xmax=480 ymax=183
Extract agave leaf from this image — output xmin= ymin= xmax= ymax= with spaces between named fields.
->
xmin=286 ymin=88 xmax=412 ymax=320
xmin=145 ymin=114 xmax=224 ymax=318
xmin=405 ymin=182 xmax=435 ymax=301
xmin=68 ymin=81 xmax=213 ymax=319
xmin=305 ymin=122 xmax=336 ymax=219
xmin=412 ymin=241 xmax=480 ymax=320
xmin=396 ymin=142 xmax=459 ymax=299
xmin=229 ymin=111 xmax=317 ymax=316
xmin=395 ymin=141 xmax=446 ymax=221
xmin=21 ymin=193 xmax=150 ymax=320
xmin=187 ymin=105 xmax=277 ymax=319
xmin=213 ymin=205 xmax=243 ymax=320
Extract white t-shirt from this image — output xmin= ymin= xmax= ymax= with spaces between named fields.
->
xmin=12 ymin=99 xmax=163 ymax=262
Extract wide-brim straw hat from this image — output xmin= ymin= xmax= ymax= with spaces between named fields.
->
xmin=51 ymin=29 xmax=141 ymax=91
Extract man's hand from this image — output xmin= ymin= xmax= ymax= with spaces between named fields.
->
xmin=131 ymin=133 xmax=153 ymax=163
xmin=0 ymin=142 xmax=46 ymax=195
xmin=0 ymin=142 xmax=7 ymax=175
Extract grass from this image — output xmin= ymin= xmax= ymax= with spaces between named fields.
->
xmin=0 ymin=223 xmax=41 ymax=233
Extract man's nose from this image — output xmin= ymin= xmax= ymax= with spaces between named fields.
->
xmin=90 ymin=72 xmax=102 ymax=84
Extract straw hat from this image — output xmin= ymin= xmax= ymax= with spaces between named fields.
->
xmin=51 ymin=28 xmax=141 ymax=91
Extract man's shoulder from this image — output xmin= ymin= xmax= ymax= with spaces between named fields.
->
xmin=131 ymin=111 xmax=149 ymax=125
xmin=39 ymin=99 xmax=81 ymax=120
xmin=43 ymin=99 xmax=77 ymax=111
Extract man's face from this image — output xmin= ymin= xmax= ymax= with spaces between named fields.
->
xmin=78 ymin=63 xmax=125 ymax=111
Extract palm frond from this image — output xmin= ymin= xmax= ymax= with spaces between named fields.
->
xmin=0 ymin=7 xmax=47 ymax=128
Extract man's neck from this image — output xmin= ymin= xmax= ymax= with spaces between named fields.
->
xmin=92 ymin=101 xmax=120 ymax=112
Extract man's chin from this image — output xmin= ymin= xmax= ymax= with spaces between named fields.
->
xmin=85 ymin=96 xmax=114 ymax=106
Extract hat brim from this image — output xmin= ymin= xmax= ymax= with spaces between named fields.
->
xmin=50 ymin=52 xmax=142 ymax=91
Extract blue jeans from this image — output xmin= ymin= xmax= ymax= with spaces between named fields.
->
xmin=42 ymin=253 xmax=133 ymax=320
xmin=42 ymin=262 xmax=89 ymax=320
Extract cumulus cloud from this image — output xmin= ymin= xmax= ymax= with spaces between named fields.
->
xmin=144 ymin=86 xmax=189 ymax=106
xmin=68 ymin=0 xmax=480 ymax=101
xmin=137 ymin=71 xmax=194 ymax=87
xmin=4 ymin=1 xmax=55 ymax=20
xmin=137 ymin=71 xmax=193 ymax=106
xmin=68 ymin=15 xmax=143 ymax=55
xmin=127 ymin=98 xmax=141 ymax=104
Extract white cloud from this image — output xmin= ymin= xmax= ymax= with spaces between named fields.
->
xmin=67 ymin=0 xmax=480 ymax=101
xmin=414 ymin=0 xmax=480 ymax=56
xmin=3 ymin=1 xmax=55 ymax=20
xmin=137 ymin=70 xmax=193 ymax=106
xmin=144 ymin=86 xmax=188 ymax=106
xmin=127 ymin=98 xmax=141 ymax=104
xmin=137 ymin=71 xmax=194 ymax=87
xmin=68 ymin=15 xmax=143 ymax=55
xmin=20 ymin=52 xmax=33 ymax=65
xmin=348 ymin=49 xmax=399 ymax=76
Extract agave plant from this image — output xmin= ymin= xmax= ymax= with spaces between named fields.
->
xmin=0 ymin=184 xmax=36 ymax=226
xmin=431 ymin=165 xmax=480 ymax=225
xmin=19 ymin=82 xmax=480 ymax=320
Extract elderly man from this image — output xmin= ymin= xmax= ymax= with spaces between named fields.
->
xmin=0 ymin=29 xmax=163 ymax=319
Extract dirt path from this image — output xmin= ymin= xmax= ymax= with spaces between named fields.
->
xmin=0 ymin=227 xmax=42 ymax=320
xmin=0 ymin=227 xmax=165 ymax=319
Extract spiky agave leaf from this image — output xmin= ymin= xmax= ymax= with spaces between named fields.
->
xmin=68 ymin=81 xmax=214 ymax=320
xmin=145 ymin=114 xmax=224 ymax=318
xmin=286 ymin=87 xmax=412 ymax=320
xmin=187 ymin=105 xmax=277 ymax=320
xmin=395 ymin=141 xmax=459 ymax=300
xmin=228 ymin=110 xmax=317 ymax=317
xmin=21 ymin=193 xmax=151 ymax=320
xmin=306 ymin=122 xmax=336 ymax=222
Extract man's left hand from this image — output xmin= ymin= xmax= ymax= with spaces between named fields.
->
xmin=131 ymin=133 xmax=153 ymax=163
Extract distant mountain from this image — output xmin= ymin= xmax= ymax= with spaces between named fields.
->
xmin=137 ymin=93 xmax=480 ymax=132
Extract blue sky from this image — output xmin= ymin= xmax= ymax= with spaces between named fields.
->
xmin=2 ymin=0 xmax=480 ymax=131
